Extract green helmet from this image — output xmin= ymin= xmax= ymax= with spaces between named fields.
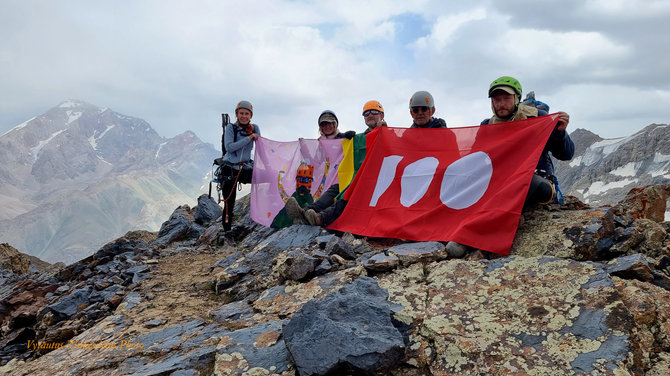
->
xmin=488 ymin=76 xmax=522 ymax=97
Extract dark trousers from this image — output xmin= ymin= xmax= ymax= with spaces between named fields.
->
xmin=308 ymin=184 xmax=340 ymax=212
xmin=320 ymin=199 xmax=348 ymax=226
xmin=220 ymin=164 xmax=253 ymax=231
xmin=306 ymin=183 xmax=348 ymax=226
xmin=524 ymin=174 xmax=554 ymax=210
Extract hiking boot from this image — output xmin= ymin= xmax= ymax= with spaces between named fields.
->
xmin=285 ymin=197 xmax=307 ymax=224
xmin=304 ymin=209 xmax=323 ymax=226
xmin=445 ymin=241 xmax=468 ymax=258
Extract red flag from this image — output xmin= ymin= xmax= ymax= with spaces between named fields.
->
xmin=328 ymin=114 xmax=560 ymax=255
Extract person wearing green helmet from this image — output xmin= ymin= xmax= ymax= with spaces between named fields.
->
xmin=446 ymin=77 xmax=574 ymax=258
xmin=481 ymin=76 xmax=573 ymax=209
xmin=220 ymin=100 xmax=261 ymax=232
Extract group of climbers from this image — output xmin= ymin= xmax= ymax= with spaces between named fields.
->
xmin=218 ymin=76 xmax=574 ymax=257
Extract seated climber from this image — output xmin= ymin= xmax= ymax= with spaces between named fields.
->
xmin=446 ymin=76 xmax=574 ymax=257
xmin=482 ymin=76 xmax=574 ymax=210
xmin=284 ymin=100 xmax=389 ymax=226
xmin=220 ymin=100 xmax=260 ymax=232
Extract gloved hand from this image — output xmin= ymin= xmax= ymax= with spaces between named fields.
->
xmin=343 ymin=130 xmax=356 ymax=139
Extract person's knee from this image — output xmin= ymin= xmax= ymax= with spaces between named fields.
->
xmin=525 ymin=175 xmax=553 ymax=207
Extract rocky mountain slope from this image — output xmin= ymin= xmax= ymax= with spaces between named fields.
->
xmin=0 ymin=100 xmax=219 ymax=263
xmin=555 ymin=124 xmax=670 ymax=210
xmin=1 ymin=186 xmax=669 ymax=375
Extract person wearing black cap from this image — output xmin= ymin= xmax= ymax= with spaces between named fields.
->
xmin=221 ymin=100 xmax=260 ymax=232
xmin=317 ymin=110 xmax=344 ymax=139
xmin=409 ymin=90 xmax=446 ymax=128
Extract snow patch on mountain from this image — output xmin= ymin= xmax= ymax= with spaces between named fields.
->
xmin=611 ymin=162 xmax=641 ymax=177
xmin=581 ymin=138 xmax=626 ymax=166
xmin=584 ymin=179 xmax=637 ymax=199
xmin=2 ymin=117 xmax=35 ymax=137
xmin=66 ymin=110 xmax=82 ymax=124
xmin=58 ymin=100 xmax=79 ymax=108
xmin=569 ymin=155 xmax=582 ymax=167
xmin=155 ymin=141 xmax=168 ymax=159
xmin=30 ymin=129 xmax=66 ymax=161
xmin=88 ymin=124 xmax=115 ymax=150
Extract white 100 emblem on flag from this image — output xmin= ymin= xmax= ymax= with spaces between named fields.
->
xmin=369 ymin=152 xmax=493 ymax=209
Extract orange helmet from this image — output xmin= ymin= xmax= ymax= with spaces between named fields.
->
xmin=362 ymin=100 xmax=384 ymax=115
xmin=295 ymin=163 xmax=314 ymax=190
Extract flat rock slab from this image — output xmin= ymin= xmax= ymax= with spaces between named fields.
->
xmin=379 ymin=256 xmax=636 ymax=375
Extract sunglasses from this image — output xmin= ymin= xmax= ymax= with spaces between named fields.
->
xmin=319 ymin=121 xmax=336 ymax=127
xmin=296 ymin=176 xmax=313 ymax=184
xmin=362 ymin=109 xmax=381 ymax=117
xmin=411 ymin=106 xmax=431 ymax=114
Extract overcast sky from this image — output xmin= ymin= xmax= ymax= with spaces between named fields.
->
xmin=2 ymin=0 xmax=669 ymax=149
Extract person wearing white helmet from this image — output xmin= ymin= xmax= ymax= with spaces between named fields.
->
xmin=221 ymin=100 xmax=261 ymax=232
xmin=408 ymin=91 xmax=446 ymax=128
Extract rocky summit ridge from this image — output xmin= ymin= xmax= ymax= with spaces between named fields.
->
xmin=1 ymin=186 xmax=670 ymax=375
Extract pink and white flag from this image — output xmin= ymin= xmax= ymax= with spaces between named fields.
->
xmin=250 ymin=137 xmax=344 ymax=227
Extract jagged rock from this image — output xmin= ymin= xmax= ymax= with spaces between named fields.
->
xmin=0 ymin=243 xmax=30 ymax=274
xmin=614 ymin=184 xmax=670 ymax=222
xmin=197 ymin=223 xmax=220 ymax=245
xmin=606 ymin=254 xmax=655 ymax=282
xmin=341 ymin=232 xmax=375 ymax=256
xmin=276 ymin=250 xmax=319 ymax=281
xmin=214 ymin=320 xmax=292 ymax=375
xmin=614 ymin=277 xmax=670 ymax=372
xmin=314 ymin=259 xmax=333 ymax=275
xmin=283 ymin=276 xmax=405 ymax=376
xmin=315 ymin=234 xmax=336 ymax=248
xmin=620 ymin=218 xmax=669 ymax=258
xmin=154 ymin=205 xmax=195 ymax=246
xmin=363 ymin=252 xmax=400 ymax=272
xmin=215 ymin=266 xmax=251 ymax=293
xmin=387 ymin=241 xmax=446 ymax=265
xmin=210 ymin=300 xmax=255 ymax=325
xmin=193 ymin=194 xmax=222 ymax=225
xmin=324 ymin=236 xmax=356 ymax=260
xmin=512 ymin=206 xmax=628 ymax=260
xmin=253 ymin=224 xmax=324 ymax=251
xmin=47 ymin=286 xmax=91 ymax=320
xmin=253 ymin=266 xmax=367 ymax=317
xmin=143 ymin=318 xmax=167 ymax=328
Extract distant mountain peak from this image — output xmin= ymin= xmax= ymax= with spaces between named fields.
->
xmin=557 ymin=123 xmax=670 ymax=206
xmin=0 ymin=101 xmax=220 ymax=263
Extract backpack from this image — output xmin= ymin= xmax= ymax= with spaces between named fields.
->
xmin=522 ymin=92 xmax=567 ymax=205
xmin=220 ymin=113 xmax=234 ymax=155
xmin=520 ymin=91 xmax=550 ymax=112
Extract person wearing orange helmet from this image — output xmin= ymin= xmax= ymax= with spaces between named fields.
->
xmin=361 ymin=100 xmax=387 ymax=133
xmin=270 ymin=163 xmax=316 ymax=228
